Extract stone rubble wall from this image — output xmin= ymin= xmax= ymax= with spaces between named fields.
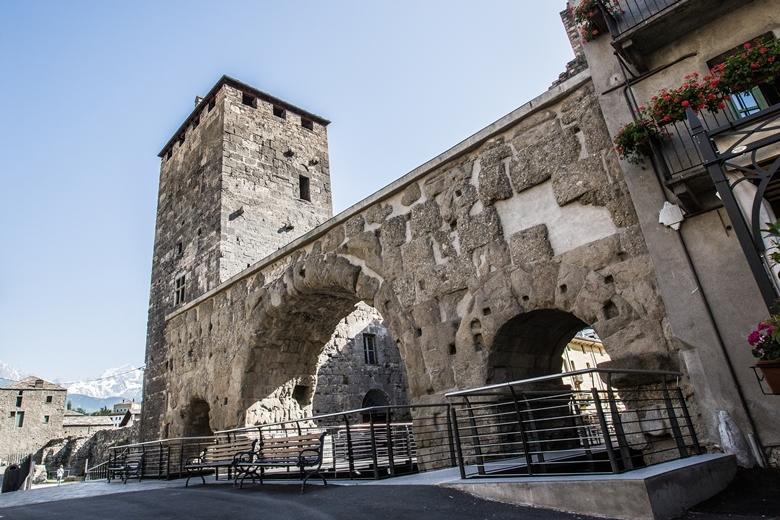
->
xmin=34 ymin=424 xmax=140 ymax=476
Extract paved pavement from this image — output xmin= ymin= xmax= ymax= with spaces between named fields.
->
xmin=0 ymin=483 xmax=597 ymax=520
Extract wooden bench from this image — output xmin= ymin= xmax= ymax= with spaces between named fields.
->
xmin=184 ymin=436 xmax=257 ymax=487
xmin=107 ymin=451 xmax=143 ymax=484
xmin=233 ymin=432 xmax=327 ymax=492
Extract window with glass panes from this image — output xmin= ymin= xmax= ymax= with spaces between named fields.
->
xmin=363 ymin=334 xmax=377 ymax=365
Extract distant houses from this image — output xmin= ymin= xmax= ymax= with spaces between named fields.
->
xmin=0 ymin=377 xmax=67 ymax=463
xmin=0 ymin=376 xmax=141 ymax=463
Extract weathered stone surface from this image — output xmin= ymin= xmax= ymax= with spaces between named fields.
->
xmin=509 ymin=224 xmax=554 ymax=268
xmin=410 ymin=200 xmax=442 ymax=239
xmin=478 ymin=142 xmax=514 ymax=204
xmin=401 ymin=182 xmax=422 ymax=206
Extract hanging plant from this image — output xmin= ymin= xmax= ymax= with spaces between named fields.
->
xmin=712 ymin=39 xmax=780 ymax=94
xmin=573 ymin=0 xmax=619 ymax=42
xmin=647 ymin=73 xmax=727 ymax=126
xmin=614 ymin=117 xmax=661 ymax=164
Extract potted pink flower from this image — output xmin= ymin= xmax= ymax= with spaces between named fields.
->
xmin=748 ymin=316 xmax=780 ymax=393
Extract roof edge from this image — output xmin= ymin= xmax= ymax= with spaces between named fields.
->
xmin=158 ymin=75 xmax=331 ymax=157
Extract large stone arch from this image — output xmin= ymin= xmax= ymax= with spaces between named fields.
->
xmin=236 ymin=252 xmax=422 ymax=426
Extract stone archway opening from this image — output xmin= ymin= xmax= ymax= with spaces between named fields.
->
xmin=309 ymin=303 xmax=410 ymax=423
xmin=487 ymin=309 xmax=599 ymax=384
xmin=360 ymin=388 xmax=391 ymax=422
xmin=182 ymin=398 xmax=213 ymax=437
xmin=239 ymin=269 xmax=413 ymax=428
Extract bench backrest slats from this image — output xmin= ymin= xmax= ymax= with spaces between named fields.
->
xmin=203 ymin=436 xmax=256 ymax=463
xmin=259 ymin=432 xmax=324 ymax=460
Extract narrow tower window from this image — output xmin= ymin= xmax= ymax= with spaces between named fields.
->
xmin=174 ymin=274 xmax=186 ymax=305
xmin=301 ymin=117 xmax=314 ymax=130
xmin=299 ymin=175 xmax=311 ymax=201
xmin=273 ymin=105 xmax=286 ymax=119
xmin=241 ymin=93 xmax=256 ymax=108
xmin=363 ymin=333 xmax=377 ymax=365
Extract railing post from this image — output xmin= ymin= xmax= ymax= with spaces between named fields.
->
xmin=508 ymin=386 xmax=535 ymax=475
xmin=165 ymin=445 xmax=171 ymax=479
xmin=158 ymin=443 xmax=163 ymax=479
xmin=663 ymin=378 xmax=689 ymax=458
xmin=463 ymin=397 xmax=486 ymax=476
xmin=445 ymin=404 xmax=456 ymax=468
xmin=343 ymin=414 xmax=355 ymax=479
xmin=369 ymin=410 xmax=380 ymax=479
xmin=178 ymin=441 xmax=184 ymax=477
xmin=605 ymin=374 xmax=634 ymax=470
xmin=140 ymin=445 xmax=145 ymax=481
xmin=592 ymin=388 xmax=620 ymax=473
xmin=386 ymin=409 xmax=395 ymax=476
xmin=450 ymin=405 xmax=467 ymax=480
xmin=519 ymin=391 xmax=545 ymax=464
xmin=676 ymin=387 xmax=701 ymax=454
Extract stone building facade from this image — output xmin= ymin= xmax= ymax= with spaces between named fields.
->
xmin=61 ymin=410 xmax=115 ymax=437
xmin=0 ymin=377 xmax=67 ymax=461
xmin=572 ymin=0 xmax=780 ymax=464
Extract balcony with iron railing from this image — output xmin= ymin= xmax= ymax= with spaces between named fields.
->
xmin=641 ymin=85 xmax=780 ymax=213
xmin=601 ymin=0 xmax=747 ymax=68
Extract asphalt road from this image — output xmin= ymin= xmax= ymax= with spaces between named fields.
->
xmin=0 ymin=484 xmax=596 ymax=520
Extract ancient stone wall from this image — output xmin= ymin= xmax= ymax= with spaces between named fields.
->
xmin=35 ymin=423 xmax=140 ymax=475
xmin=142 ymin=90 xmax=227 ymax=438
xmin=311 ymin=303 xmax=409 ymax=417
xmin=143 ymin=78 xmax=334 ymax=439
xmin=148 ymin=74 xmax=682 ymax=444
xmin=0 ymin=386 xmax=67 ymax=459
xmin=220 ymin=83 xmax=332 ymax=280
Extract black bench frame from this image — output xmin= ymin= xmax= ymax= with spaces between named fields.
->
xmin=185 ymin=439 xmax=257 ymax=487
xmin=107 ymin=451 xmax=143 ymax=484
xmin=233 ymin=432 xmax=327 ymax=492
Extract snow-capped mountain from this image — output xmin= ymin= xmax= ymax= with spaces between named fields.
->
xmin=64 ymin=364 xmax=144 ymax=400
xmin=0 ymin=361 xmax=23 ymax=381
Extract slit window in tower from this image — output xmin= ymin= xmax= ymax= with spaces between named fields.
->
xmin=299 ymin=175 xmax=311 ymax=202
xmin=174 ymin=274 xmax=186 ymax=305
xmin=363 ymin=334 xmax=377 ymax=365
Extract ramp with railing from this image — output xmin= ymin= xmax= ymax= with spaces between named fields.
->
xmin=446 ymin=368 xmax=700 ymax=478
xmin=86 ymin=369 xmax=701 ymax=483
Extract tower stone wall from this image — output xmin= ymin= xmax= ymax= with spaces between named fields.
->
xmin=142 ymin=76 xmax=333 ymax=439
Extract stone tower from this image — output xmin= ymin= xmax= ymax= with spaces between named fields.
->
xmin=141 ymin=76 xmax=332 ymax=439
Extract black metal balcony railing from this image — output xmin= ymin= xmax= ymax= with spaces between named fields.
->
xmin=446 ymin=369 xmax=700 ymax=478
xmin=651 ymin=89 xmax=780 ymax=180
xmin=653 ymin=108 xmax=734 ymax=179
xmin=607 ymin=0 xmax=681 ymax=37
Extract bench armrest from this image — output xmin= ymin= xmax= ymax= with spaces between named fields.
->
xmin=232 ymin=450 xmax=257 ymax=464
xmin=298 ymin=448 xmax=322 ymax=466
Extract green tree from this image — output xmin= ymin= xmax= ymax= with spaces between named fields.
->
xmin=91 ymin=406 xmax=113 ymax=416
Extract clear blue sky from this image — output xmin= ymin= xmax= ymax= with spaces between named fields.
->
xmin=0 ymin=1 xmax=573 ymax=381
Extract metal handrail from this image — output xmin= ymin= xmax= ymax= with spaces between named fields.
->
xmin=216 ymin=403 xmax=446 ymax=435
xmin=445 ymin=368 xmax=681 ymax=398
xmin=605 ymin=0 xmax=683 ymax=39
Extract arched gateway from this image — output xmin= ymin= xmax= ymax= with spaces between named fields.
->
xmin=142 ymin=74 xmax=681 ymax=451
